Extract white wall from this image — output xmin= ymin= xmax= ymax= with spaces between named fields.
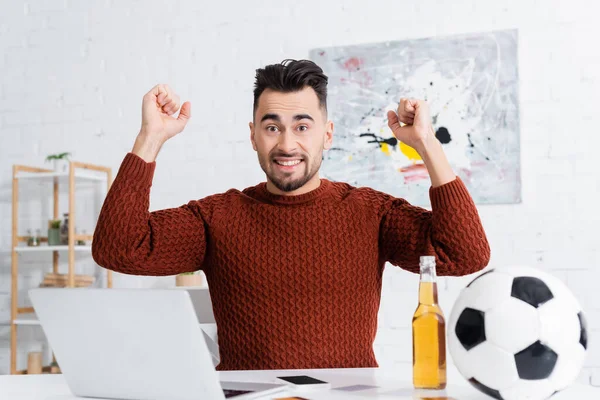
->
xmin=1 ymin=0 xmax=599 ymax=384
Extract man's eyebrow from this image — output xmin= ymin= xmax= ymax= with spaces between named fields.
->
xmin=260 ymin=113 xmax=315 ymax=123
xmin=260 ymin=113 xmax=281 ymax=123
xmin=294 ymin=114 xmax=314 ymax=122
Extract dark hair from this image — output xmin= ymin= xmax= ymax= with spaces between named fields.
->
xmin=253 ymin=59 xmax=328 ymax=116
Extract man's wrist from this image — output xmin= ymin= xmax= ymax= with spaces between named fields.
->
xmin=132 ymin=132 xmax=163 ymax=163
xmin=414 ymin=127 xmax=439 ymax=157
xmin=415 ymin=129 xmax=456 ymax=188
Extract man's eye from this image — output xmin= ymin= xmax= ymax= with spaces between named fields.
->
xmin=298 ymin=125 xmax=308 ymax=132
xmin=267 ymin=126 xmax=278 ymax=132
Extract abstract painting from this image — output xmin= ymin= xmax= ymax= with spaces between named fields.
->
xmin=309 ymin=29 xmax=521 ymax=206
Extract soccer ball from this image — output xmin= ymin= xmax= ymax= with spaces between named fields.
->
xmin=448 ymin=266 xmax=588 ymax=400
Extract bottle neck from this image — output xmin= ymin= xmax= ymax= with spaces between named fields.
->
xmin=418 ymin=265 xmax=439 ymax=305
xmin=420 ymin=264 xmax=437 ymax=282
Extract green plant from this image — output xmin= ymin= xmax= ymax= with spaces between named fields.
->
xmin=49 ymin=219 xmax=61 ymax=229
xmin=45 ymin=152 xmax=71 ymax=162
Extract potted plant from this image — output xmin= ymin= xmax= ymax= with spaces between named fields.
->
xmin=45 ymin=152 xmax=71 ymax=173
xmin=48 ymin=219 xmax=61 ymax=246
xmin=176 ymin=271 xmax=203 ymax=287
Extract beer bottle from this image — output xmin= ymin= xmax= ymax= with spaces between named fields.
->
xmin=412 ymin=255 xmax=446 ymax=389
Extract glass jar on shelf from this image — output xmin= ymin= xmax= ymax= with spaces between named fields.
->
xmin=26 ymin=229 xmax=34 ymax=247
xmin=33 ymin=229 xmax=41 ymax=246
xmin=26 ymin=229 xmax=40 ymax=247
xmin=60 ymin=213 xmax=69 ymax=245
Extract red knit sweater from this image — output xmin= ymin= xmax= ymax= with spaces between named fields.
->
xmin=92 ymin=153 xmax=490 ymax=370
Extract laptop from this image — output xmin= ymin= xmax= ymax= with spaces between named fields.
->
xmin=184 ymin=287 xmax=216 ymax=324
xmin=29 ymin=288 xmax=286 ymax=400
xmin=176 ymin=287 xmax=220 ymax=366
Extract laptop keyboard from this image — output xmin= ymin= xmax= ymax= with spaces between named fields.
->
xmin=223 ymin=388 xmax=253 ymax=398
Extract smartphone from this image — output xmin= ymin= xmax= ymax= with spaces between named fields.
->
xmin=276 ymin=375 xmax=331 ymax=391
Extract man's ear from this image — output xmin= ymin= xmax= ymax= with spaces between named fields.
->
xmin=323 ymin=120 xmax=334 ymax=150
xmin=249 ymin=121 xmax=257 ymax=151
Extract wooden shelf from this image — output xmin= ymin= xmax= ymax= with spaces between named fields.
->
xmin=12 ymin=313 xmax=40 ymax=326
xmin=10 ymin=161 xmax=114 ymax=374
xmin=14 ymin=245 xmax=92 ymax=253
xmin=15 ymin=234 xmax=94 ymax=243
xmin=15 ymin=170 xmax=107 ymax=182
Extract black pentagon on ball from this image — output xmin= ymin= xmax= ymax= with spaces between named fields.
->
xmin=511 ymin=276 xmax=554 ymax=308
xmin=578 ymin=312 xmax=588 ymax=350
xmin=468 ymin=378 xmax=503 ymax=400
xmin=466 ymin=269 xmax=495 ymax=287
xmin=515 ymin=341 xmax=558 ymax=380
xmin=456 ymin=307 xmax=486 ymax=351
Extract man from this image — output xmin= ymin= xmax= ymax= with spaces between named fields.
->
xmin=92 ymin=59 xmax=490 ymax=371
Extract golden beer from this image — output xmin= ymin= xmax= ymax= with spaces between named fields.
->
xmin=412 ymin=256 xmax=446 ymax=390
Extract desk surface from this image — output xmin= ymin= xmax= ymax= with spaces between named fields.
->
xmin=1 ymin=367 xmax=599 ymax=399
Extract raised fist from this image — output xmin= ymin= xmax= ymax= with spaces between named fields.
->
xmin=139 ymin=84 xmax=191 ymax=142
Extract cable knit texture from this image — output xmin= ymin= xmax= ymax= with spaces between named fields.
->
xmin=92 ymin=153 xmax=490 ymax=370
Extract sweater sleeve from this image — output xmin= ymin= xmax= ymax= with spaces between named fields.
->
xmin=379 ymin=177 xmax=490 ymax=276
xmin=92 ymin=153 xmax=211 ymax=276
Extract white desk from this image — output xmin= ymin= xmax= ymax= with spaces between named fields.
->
xmin=1 ymin=367 xmax=598 ymax=399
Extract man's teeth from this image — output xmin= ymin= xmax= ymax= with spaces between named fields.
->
xmin=276 ymin=160 xmax=301 ymax=166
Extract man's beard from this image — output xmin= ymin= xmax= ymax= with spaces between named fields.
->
xmin=258 ymin=151 xmax=322 ymax=193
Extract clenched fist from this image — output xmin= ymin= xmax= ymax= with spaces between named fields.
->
xmin=387 ymin=98 xmax=435 ymax=155
xmin=133 ymin=84 xmax=191 ymax=162
xmin=140 ymin=84 xmax=191 ymax=140
xmin=387 ymin=98 xmax=456 ymax=187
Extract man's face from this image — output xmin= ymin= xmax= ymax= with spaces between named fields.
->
xmin=250 ymin=87 xmax=333 ymax=194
